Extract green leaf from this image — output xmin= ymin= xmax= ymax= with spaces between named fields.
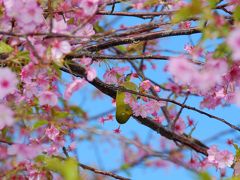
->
xmin=116 ymin=45 xmax=127 ymax=52
xmin=233 ymin=6 xmax=240 ymax=22
xmin=213 ymin=43 xmax=231 ymax=58
xmin=234 ymin=144 xmax=240 ymax=159
xmin=63 ymin=158 xmax=80 ymax=180
xmin=94 ymin=22 xmax=104 ymax=33
xmin=53 ymin=111 xmax=69 ymax=119
xmin=120 ymin=164 xmax=131 ymax=176
xmin=116 ymin=81 xmax=137 ymax=124
xmin=172 ymin=0 xmax=202 ymax=23
xmin=36 ymin=155 xmax=81 ymax=180
xmin=32 ymin=120 xmax=48 ymax=130
xmin=0 ymin=41 xmax=13 ymax=54
xmin=208 ymin=0 xmax=218 ymax=8
xmin=120 ymin=164 xmax=131 ymax=170
xmin=15 ymin=51 xmax=30 ymax=60
xmin=197 ymin=172 xmax=212 ymax=180
xmin=70 ymin=106 xmax=86 ymax=117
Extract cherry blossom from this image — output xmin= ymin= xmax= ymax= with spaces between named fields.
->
xmin=4 ymin=0 xmax=44 ymax=32
xmin=64 ymin=79 xmax=86 ymax=100
xmin=207 ymin=145 xmax=234 ymax=169
xmin=140 ymin=80 xmax=152 ymax=91
xmin=76 ymin=57 xmax=92 ymax=66
xmin=45 ymin=126 xmax=60 ymax=141
xmin=52 ymin=19 xmax=68 ymax=34
xmin=86 ymin=66 xmax=97 ymax=81
xmin=38 ymin=91 xmax=58 ymax=107
xmin=172 ymin=118 xmax=186 ymax=134
xmin=168 ymin=56 xmax=228 ymax=93
xmin=0 ymin=104 xmax=15 ymax=129
xmin=51 ymin=40 xmax=71 ymax=60
xmin=8 ymin=144 xmax=42 ymax=161
xmin=227 ymin=28 xmax=240 ymax=61
xmin=103 ymin=66 xmax=129 ymax=84
xmin=75 ymin=23 xmax=95 ymax=41
xmin=0 ymin=0 xmax=239 ymax=179
xmin=20 ymin=1 xmax=44 ymax=25
xmin=167 ymin=56 xmax=197 ymax=84
xmin=131 ymin=103 xmax=149 ymax=118
xmin=78 ymin=0 xmax=99 ymax=16
xmin=0 ymin=68 xmax=18 ymax=99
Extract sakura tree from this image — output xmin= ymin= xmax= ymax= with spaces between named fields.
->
xmin=0 ymin=0 xmax=240 ymax=179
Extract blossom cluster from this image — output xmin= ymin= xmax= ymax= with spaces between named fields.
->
xmin=0 ymin=0 xmax=239 ymax=179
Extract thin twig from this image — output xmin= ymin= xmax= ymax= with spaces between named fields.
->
xmin=62 ymin=147 xmax=129 ymax=180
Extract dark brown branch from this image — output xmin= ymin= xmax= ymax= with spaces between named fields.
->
xmin=79 ymin=163 xmax=130 ymax=180
xmin=0 ymin=139 xmax=13 ymax=145
xmin=117 ymin=87 xmax=240 ymax=132
xmin=85 ymin=27 xmax=201 ymax=51
xmin=61 ymin=61 xmax=208 ymax=155
xmin=97 ymin=11 xmax=173 ymax=19
xmin=66 ymin=53 xmax=170 ymax=61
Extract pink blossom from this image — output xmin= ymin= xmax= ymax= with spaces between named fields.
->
xmin=173 ymin=118 xmax=186 ymax=134
xmin=168 ymin=56 xmax=228 ymax=93
xmin=51 ymin=40 xmax=71 ymax=59
xmin=52 ymin=19 xmax=68 ymax=33
xmin=38 ymin=91 xmax=58 ymax=106
xmin=76 ymin=57 xmax=92 ymax=66
xmin=140 ymin=80 xmax=151 ymax=91
xmin=46 ymin=145 xmax=58 ymax=155
xmin=154 ymin=116 xmax=164 ymax=123
xmin=184 ymin=44 xmax=194 ymax=54
xmin=64 ymin=79 xmax=86 ymax=100
xmin=75 ymin=23 xmax=95 ymax=41
xmin=45 ymin=126 xmax=60 ymax=141
xmin=131 ymin=0 xmax=147 ymax=9
xmin=0 ymin=104 xmax=15 ymax=129
xmin=21 ymin=62 xmax=35 ymax=83
xmin=4 ymin=0 xmax=44 ymax=32
xmin=86 ymin=67 xmax=97 ymax=81
xmin=8 ymin=144 xmax=42 ymax=160
xmin=0 ymin=68 xmax=18 ymax=99
xmin=233 ymin=91 xmax=240 ymax=106
xmin=167 ymin=56 xmax=197 ymax=84
xmin=146 ymin=99 xmax=165 ymax=114
xmin=4 ymin=0 xmax=24 ymax=17
xmin=124 ymin=92 xmax=137 ymax=105
xmin=103 ymin=66 xmax=129 ymax=84
xmin=23 ymin=82 xmax=39 ymax=99
xmin=188 ymin=157 xmax=200 ymax=169
xmin=227 ymin=28 xmax=240 ymax=61
xmin=0 ymin=146 xmax=8 ymax=160
xmin=207 ymin=145 xmax=234 ymax=169
xmin=216 ymin=150 xmax=234 ymax=169
xmin=20 ymin=1 xmax=44 ymax=25
xmin=69 ymin=142 xmax=76 ymax=151
xmin=78 ymin=0 xmax=99 ymax=16
xmin=113 ymin=126 xmax=121 ymax=134
xmin=200 ymin=95 xmax=222 ymax=109
xmin=207 ymin=145 xmax=219 ymax=164
xmin=179 ymin=21 xmax=191 ymax=29
xmin=131 ymin=103 xmax=148 ymax=118
xmin=153 ymin=85 xmax=160 ymax=92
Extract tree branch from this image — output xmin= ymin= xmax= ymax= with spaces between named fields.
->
xmin=85 ymin=27 xmax=201 ymax=51
xmin=61 ymin=61 xmax=208 ymax=155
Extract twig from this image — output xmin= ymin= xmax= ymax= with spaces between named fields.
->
xmin=61 ymin=62 xmax=208 ymax=155
xmin=62 ymin=147 xmax=129 ymax=180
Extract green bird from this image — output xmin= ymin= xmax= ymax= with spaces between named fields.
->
xmin=115 ymin=75 xmax=137 ymax=124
